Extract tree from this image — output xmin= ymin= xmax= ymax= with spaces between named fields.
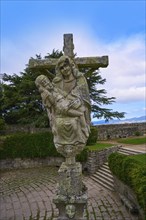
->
xmin=83 ymin=67 xmax=125 ymax=121
xmin=0 ymin=50 xmax=125 ymax=126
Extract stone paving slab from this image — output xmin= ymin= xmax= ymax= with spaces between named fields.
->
xmin=0 ymin=167 xmax=140 ymax=220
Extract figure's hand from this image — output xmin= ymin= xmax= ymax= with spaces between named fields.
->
xmin=41 ymin=90 xmax=51 ymax=100
xmin=69 ymin=99 xmax=81 ymax=109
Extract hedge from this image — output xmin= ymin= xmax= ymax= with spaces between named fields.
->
xmin=0 ymin=132 xmax=61 ymax=159
xmin=108 ymin=152 xmax=146 ymax=214
xmin=0 ymin=131 xmax=90 ymax=162
xmin=86 ymin=126 xmax=97 ymax=145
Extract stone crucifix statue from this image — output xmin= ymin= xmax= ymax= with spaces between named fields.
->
xmin=32 ymin=34 xmax=108 ymax=220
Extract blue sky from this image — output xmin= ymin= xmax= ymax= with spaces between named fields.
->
xmin=1 ymin=0 xmax=146 ymax=120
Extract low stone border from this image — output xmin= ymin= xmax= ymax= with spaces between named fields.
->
xmin=86 ymin=145 xmax=121 ymax=174
xmin=0 ymin=157 xmax=64 ymax=170
xmin=113 ymin=175 xmax=145 ymax=219
xmin=0 ymin=145 xmax=121 ymax=172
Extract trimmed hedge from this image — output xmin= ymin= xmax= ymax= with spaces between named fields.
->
xmin=108 ymin=153 xmax=146 ymax=214
xmin=0 ymin=132 xmax=61 ymax=159
xmin=0 ymin=131 xmax=88 ymax=162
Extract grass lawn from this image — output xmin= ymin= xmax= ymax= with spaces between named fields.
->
xmin=87 ymin=142 xmax=114 ymax=151
xmin=117 ymin=136 xmax=146 ymax=145
xmin=129 ymin=154 xmax=146 ymax=165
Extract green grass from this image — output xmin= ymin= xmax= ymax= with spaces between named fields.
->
xmin=130 ymin=154 xmax=146 ymax=165
xmin=87 ymin=142 xmax=114 ymax=151
xmin=117 ymin=136 xmax=146 ymax=145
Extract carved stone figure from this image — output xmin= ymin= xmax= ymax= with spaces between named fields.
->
xmin=35 ymin=55 xmax=91 ymax=220
xmin=33 ymin=33 xmax=108 ymax=220
xmin=35 ymin=55 xmax=91 ymax=163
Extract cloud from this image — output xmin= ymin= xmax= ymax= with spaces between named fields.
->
xmin=1 ymin=27 xmax=145 ymax=106
xmin=108 ymin=87 xmax=145 ymax=102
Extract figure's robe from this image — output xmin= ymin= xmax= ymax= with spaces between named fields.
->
xmin=52 ymin=72 xmax=91 ymax=146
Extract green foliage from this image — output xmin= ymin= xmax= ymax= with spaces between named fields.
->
xmin=1 ymin=50 xmax=63 ymax=126
xmin=134 ymin=131 xmax=141 ymax=136
xmin=0 ymin=118 xmax=6 ymax=131
xmin=87 ymin=142 xmax=114 ymax=151
xmin=117 ymin=137 xmax=146 ymax=145
xmin=108 ymin=153 xmax=146 ymax=213
xmin=82 ymin=67 xmax=125 ymax=121
xmin=1 ymin=49 xmax=125 ymax=126
xmin=0 ymin=132 xmax=61 ymax=159
xmin=130 ymin=154 xmax=146 ymax=164
xmin=76 ymin=147 xmax=88 ymax=162
xmin=0 ymin=132 xmax=88 ymax=163
xmin=86 ymin=126 xmax=97 ymax=145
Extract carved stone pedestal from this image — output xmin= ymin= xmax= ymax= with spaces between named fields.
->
xmin=53 ymin=162 xmax=87 ymax=220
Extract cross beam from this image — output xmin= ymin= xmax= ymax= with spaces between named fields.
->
xmin=28 ymin=34 xmax=108 ymax=69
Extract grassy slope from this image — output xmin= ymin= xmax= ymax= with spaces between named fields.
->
xmin=87 ymin=143 xmax=114 ymax=151
xmin=117 ymin=136 xmax=146 ymax=145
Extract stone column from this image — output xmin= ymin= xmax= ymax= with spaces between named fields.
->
xmin=53 ymin=161 xmax=87 ymax=220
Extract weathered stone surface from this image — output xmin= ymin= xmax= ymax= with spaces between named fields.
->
xmin=57 ymin=162 xmax=83 ymax=196
xmin=97 ymin=122 xmax=146 ymax=140
xmin=113 ymin=176 xmax=145 ymax=219
xmin=33 ymin=33 xmax=108 ymax=220
xmin=87 ymin=146 xmax=121 ymax=174
xmin=29 ymin=33 xmax=108 ymax=71
xmin=29 ymin=57 xmax=58 ymax=69
xmin=0 ymin=157 xmax=64 ymax=170
xmin=75 ymin=56 xmax=108 ymax=68
xmin=63 ymin=34 xmax=74 ymax=57
xmin=35 ymin=56 xmax=91 ymax=160
xmin=29 ymin=56 xmax=108 ymax=69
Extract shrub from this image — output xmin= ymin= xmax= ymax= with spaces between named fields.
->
xmin=0 ymin=118 xmax=6 ymax=134
xmin=134 ymin=131 xmax=141 ymax=136
xmin=76 ymin=147 xmax=88 ymax=162
xmin=0 ymin=131 xmax=88 ymax=162
xmin=0 ymin=132 xmax=61 ymax=159
xmin=108 ymin=153 xmax=146 ymax=214
xmin=86 ymin=126 xmax=97 ymax=145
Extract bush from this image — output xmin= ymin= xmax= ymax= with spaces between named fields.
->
xmin=134 ymin=131 xmax=141 ymax=136
xmin=86 ymin=126 xmax=97 ymax=145
xmin=108 ymin=153 xmax=146 ymax=213
xmin=76 ymin=147 xmax=88 ymax=162
xmin=0 ymin=132 xmax=61 ymax=159
xmin=0 ymin=131 xmax=88 ymax=162
xmin=0 ymin=118 xmax=6 ymax=134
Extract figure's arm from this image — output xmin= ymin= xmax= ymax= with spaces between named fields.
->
xmin=41 ymin=89 xmax=55 ymax=107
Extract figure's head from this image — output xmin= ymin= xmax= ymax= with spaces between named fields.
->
xmin=54 ymin=55 xmax=82 ymax=83
xmin=35 ymin=75 xmax=53 ymax=90
xmin=57 ymin=56 xmax=72 ymax=78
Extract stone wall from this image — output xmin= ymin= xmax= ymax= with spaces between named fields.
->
xmin=113 ymin=176 xmax=144 ymax=219
xmin=97 ymin=122 xmax=146 ymax=140
xmin=0 ymin=157 xmax=64 ymax=170
xmin=2 ymin=122 xmax=145 ymax=141
xmin=86 ymin=145 xmax=121 ymax=174
xmin=1 ymin=124 xmax=50 ymax=135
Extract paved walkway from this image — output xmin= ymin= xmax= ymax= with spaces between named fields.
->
xmin=0 ymin=166 xmax=140 ymax=220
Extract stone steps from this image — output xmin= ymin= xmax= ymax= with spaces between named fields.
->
xmin=90 ymin=162 xmax=114 ymax=191
xmin=118 ymin=147 xmax=145 ymax=155
xmin=90 ymin=147 xmax=145 ymax=191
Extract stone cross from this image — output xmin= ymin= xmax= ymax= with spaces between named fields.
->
xmin=29 ymin=33 xmax=108 ymax=70
xmin=33 ymin=34 xmax=109 ymax=220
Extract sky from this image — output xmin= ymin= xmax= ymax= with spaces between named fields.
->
xmin=1 ymin=0 xmax=146 ymax=121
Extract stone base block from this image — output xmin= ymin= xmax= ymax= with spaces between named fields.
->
xmin=53 ymin=192 xmax=87 ymax=220
xmin=57 ymin=162 xmax=84 ymax=196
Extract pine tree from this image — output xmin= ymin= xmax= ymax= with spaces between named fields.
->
xmin=1 ymin=50 xmax=125 ymax=126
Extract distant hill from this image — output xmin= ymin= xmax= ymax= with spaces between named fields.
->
xmin=92 ymin=115 xmax=146 ymax=125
